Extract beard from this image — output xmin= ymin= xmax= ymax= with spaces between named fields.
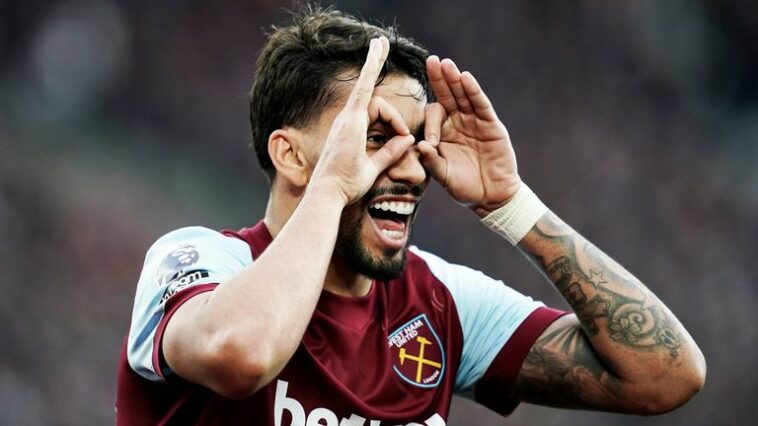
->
xmin=333 ymin=185 xmax=421 ymax=281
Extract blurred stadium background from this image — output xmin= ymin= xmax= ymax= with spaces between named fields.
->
xmin=1 ymin=0 xmax=756 ymax=424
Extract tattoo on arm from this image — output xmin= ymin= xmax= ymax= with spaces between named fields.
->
xmin=523 ymin=213 xmax=682 ymax=359
xmin=513 ymin=317 xmax=623 ymax=408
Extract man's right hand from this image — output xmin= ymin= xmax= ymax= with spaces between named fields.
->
xmin=309 ymin=36 xmax=416 ymax=205
xmin=162 ymin=37 xmax=417 ymax=400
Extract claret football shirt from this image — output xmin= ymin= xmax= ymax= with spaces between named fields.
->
xmin=116 ymin=221 xmax=565 ymax=425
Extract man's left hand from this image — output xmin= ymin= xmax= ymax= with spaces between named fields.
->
xmin=419 ymin=56 xmax=521 ymax=217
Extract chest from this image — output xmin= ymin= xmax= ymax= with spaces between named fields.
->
xmin=261 ymin=279 xmax=463 ymax=424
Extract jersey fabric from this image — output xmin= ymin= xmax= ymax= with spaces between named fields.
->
xmin=116 ymin=221 xmax=566 ymax=425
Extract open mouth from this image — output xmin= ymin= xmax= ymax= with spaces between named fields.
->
xmin=366 ymin=199 xmax=416 ymax=248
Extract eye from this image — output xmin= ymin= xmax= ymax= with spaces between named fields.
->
xmin=367 ymin=133 xmax=389 ymax=147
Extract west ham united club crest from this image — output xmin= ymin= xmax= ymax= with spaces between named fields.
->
xmin=387 ymin=314 xmax=445 ymax=388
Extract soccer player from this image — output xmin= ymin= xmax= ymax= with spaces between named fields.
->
xmin=116 ymin=6 xmax=705 ymax=425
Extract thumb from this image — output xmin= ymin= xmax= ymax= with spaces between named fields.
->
xmin=370 ymin=134 xmax=416 ymax=172
xmin=417 ymin=140 xmax=448 ymax=186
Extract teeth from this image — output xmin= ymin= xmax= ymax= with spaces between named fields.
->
xmin=381 ymin=229 xmax=404 ymax=240
xmin=369 ymin=201 xmax=415 ymax=215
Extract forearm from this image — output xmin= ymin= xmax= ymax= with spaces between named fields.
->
xmin=517 ymin=210 xmax=706 ymax=408
xmin=165 ymin=183 xmax=345 ymax=395
xmin=420 ymin=52 xmax=705 ymax=411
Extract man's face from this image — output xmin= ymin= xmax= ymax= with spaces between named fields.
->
xmin=307 ymin=73 xmax=428 ymax=280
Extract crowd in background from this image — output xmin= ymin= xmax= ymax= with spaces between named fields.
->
xmin=0 ymin=0 xmax=756 ymax=424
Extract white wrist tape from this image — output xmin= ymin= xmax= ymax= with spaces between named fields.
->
xmin=481 ymin=183 xmax=549 ymax=245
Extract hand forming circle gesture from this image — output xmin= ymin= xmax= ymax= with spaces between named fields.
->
xmin=418 ymin=56 xmax=522 ymax=217
xmin=310 ymin=37 xmax=416 ymax=205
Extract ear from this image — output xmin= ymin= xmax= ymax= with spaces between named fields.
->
xmin=267 ymin=128 xmax=310 ymax=188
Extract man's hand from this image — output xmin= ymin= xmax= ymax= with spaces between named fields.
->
xmin=310 ymin=37 xmax=416 ymax=205
xmin=418 ymin=56 xmax=521 ymax=217
xmin=162 ymin=38 xmax=420 ymax=399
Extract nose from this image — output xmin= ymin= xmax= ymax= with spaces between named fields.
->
xmin=385 ymin=146 xmax=427 ymax=186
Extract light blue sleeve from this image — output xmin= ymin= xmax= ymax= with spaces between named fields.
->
xmin=410 ymin=247 xmax=544 ymax=397
xmin=127 ymin=226 xmax=253 ymax=382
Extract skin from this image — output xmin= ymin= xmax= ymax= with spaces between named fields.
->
xmin=162 ymin=37 xmax=706 ymax=412
xmin=265 ymin=72 xmax=428 ymax=296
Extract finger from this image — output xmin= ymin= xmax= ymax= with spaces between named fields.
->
xmin=370 ymin=134 xmax=416 ymax=172
xmin=426 ymin=55 xmax=458 ymax=113
xmin=346 ymin=37 xmax=390 ymax=111
xmin=461 ymin=71 xmax=498 ymax=121
xmin=423 ymin=103 xmax=447 ymax=147
xmin=417 ymin=140 xmax=448 ymax=185
xmin=440 ymin=59 xmax=473 ymax=113
xmin=367 ymin=96 xmax=410 ymax=136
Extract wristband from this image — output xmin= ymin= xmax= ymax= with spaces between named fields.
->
xmin=481 ymin=183 xmax=549 ymax=245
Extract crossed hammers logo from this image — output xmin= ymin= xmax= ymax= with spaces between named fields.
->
xmin=398 ymin=336 xmax=442 ymax=383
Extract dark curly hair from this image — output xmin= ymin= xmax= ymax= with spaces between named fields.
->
xmin=248 ymin=4 xmax=431 ymax=181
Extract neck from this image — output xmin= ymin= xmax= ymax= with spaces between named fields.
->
xmin=324 ymin=256 xmax=372 ymax=297
xmin=263 ymin=184 xmax=372 ymax=298
xmin=262 ymin=180 xmax=301 ymax=238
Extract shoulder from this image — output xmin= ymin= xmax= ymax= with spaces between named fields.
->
xmin=404 ymin=246 xmax=545 ymax=340
xmin=143 ymin=226 xmax=252 ymax=279
xmin=127 ymin=226 xmax=253 ymax=381
xmin=407 ymin=246 xmax=490 ymax=288
xmin=406 ymin=246 xmax=533 ymax=308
